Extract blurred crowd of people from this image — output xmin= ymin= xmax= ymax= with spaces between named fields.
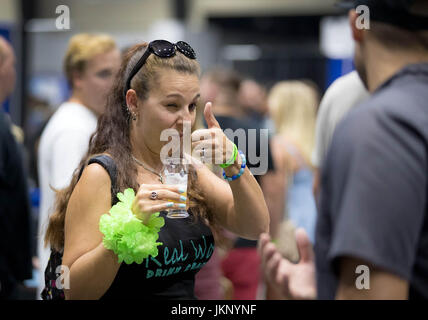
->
xmin=1 ymin=0 xmax=427 ymax=300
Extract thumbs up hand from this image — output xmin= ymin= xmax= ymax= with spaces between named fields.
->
xmin=203 ymin=102 xmax=221 ymax=129
xmin=191 ymin=102 xmax=236 ymax=167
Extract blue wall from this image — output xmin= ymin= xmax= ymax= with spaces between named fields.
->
xmin=326 ymin=57 xmax=355 ymax=90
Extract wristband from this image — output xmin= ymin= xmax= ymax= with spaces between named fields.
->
xmin=222 ymin=150 xmax=246 ymax=182
xmin=99 ymin=188 xmax=165 ymax=264
xmin=219 ymin=143 xmax=238 ymax=169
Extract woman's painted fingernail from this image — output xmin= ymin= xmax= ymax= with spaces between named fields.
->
xmin=167 ymin=202 xmax=174 ymax=208
xmin=179 ymin=195 xmax=187 ymax=202
xmin=178 ymin=187 xmax=186 ymax=193
xmin=178 ymin=203 xmax=186 ymax=208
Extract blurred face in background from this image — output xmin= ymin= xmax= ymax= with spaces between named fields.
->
xmin=72 ymin=48 xmax=121 ymax=116
xmin=238 ymin=79 xmax=269 ymax=116
xmin=0 ymin=37 xmax=16 ymax=102
xmin=199 ymin=76 xmax=218 ymax=104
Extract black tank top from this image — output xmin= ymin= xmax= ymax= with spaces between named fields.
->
xmin=42 ymin=155 xmax=214 ymax=300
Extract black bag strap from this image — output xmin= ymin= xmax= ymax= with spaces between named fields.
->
xmin=78 ymin=154 xmax=119 ymax=205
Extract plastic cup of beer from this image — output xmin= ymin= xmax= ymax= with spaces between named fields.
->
xmin=163 ymin=158 xmax=189 ymax=218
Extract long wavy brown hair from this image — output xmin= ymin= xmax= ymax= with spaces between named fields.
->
xmin=45 ymin=42 xmax=219 ymax=251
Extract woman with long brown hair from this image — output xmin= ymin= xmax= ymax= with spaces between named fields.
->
xmin=41 ymin=40 xmax=269 ymax=300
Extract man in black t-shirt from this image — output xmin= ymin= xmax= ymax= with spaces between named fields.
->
xmin=259 ymin=0 xmax=428 ymax=299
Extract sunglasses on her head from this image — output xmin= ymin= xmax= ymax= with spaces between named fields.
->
xmin=124 ymin=40 xmax=197 ymax=98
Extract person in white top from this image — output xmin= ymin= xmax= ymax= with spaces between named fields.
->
xmin=311 ymin=71 xmax=369 ymax=200
xmin=37 ymin=33 xmax=120 ymax=298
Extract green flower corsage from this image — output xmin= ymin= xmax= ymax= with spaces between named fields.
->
xmin=99 ymin=188 xmax=165 ymax=264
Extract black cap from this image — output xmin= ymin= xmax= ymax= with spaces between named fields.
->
xmin=336 ymin=0 xmax=428 ymax=30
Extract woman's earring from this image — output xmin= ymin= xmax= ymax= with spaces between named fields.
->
xmin=127 ymin=105 xmax=137 ymax=121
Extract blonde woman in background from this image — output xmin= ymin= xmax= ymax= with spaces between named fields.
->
xmin=37 ymin=33 xmax=121 ymax=298
xmin=268 ymin=81 xmax=319 ymax=246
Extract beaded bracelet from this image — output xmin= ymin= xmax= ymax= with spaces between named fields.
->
xmin=222 ymin=150 xmax=246 ymax=182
